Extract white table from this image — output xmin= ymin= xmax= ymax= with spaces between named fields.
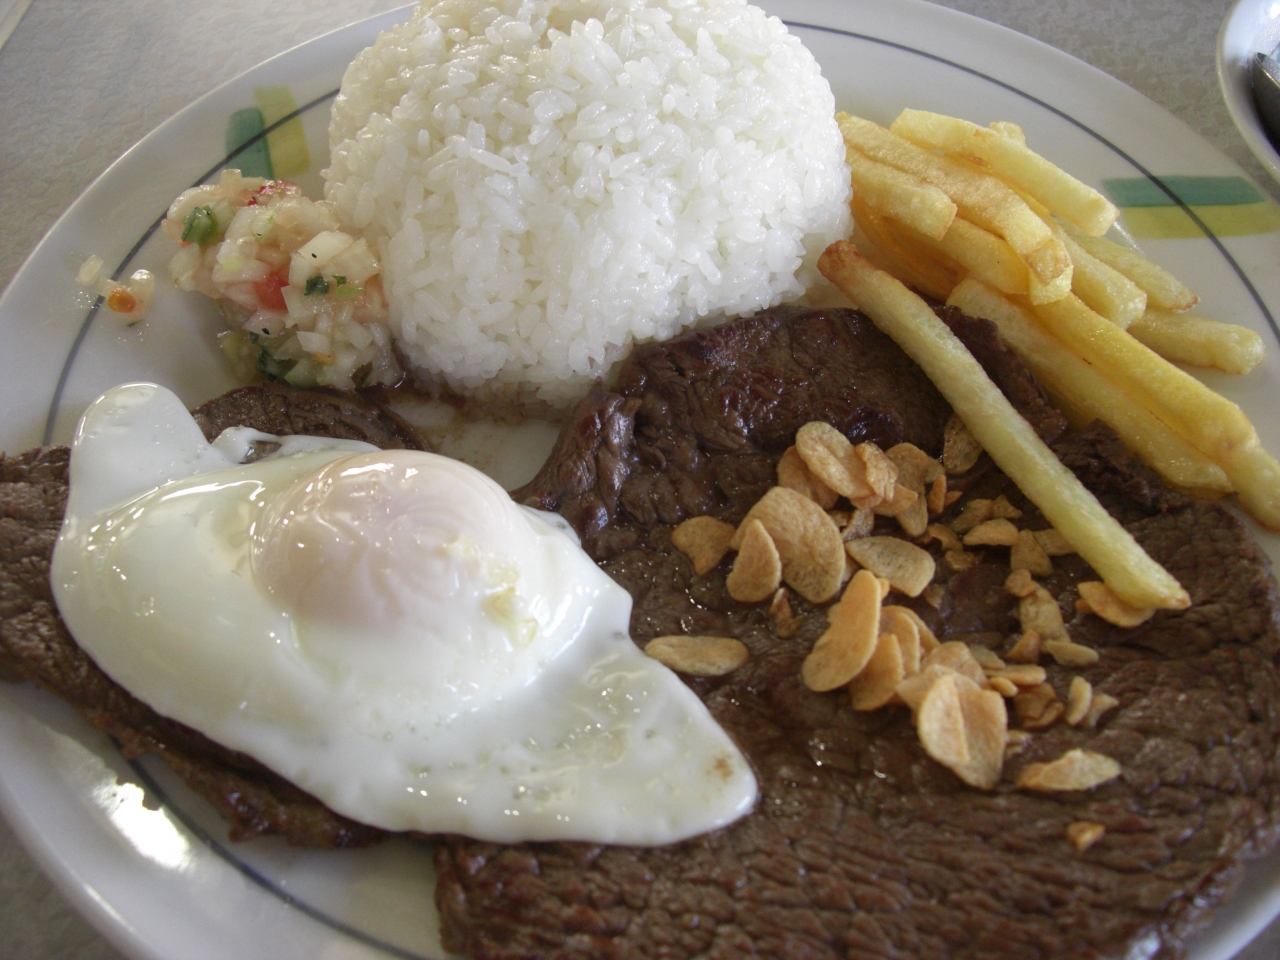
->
xmin=2 ymin=1 xmax=1276 ymax=957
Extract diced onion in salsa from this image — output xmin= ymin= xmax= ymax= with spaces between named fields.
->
xmin=161 ymin=169 xmax=399 ymax=391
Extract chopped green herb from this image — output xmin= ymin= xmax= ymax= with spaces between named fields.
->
xmin=305 ymin=275 xmax=330 ymax=295
xmin=181 ymin=206 xmax=219 ymax=246
xmin=246 ymin=334 xmax=291 ymax=380
xmin=333 ymin=281 xmax=362 ymax=301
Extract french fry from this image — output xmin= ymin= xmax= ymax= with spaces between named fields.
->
xmin=1058 ymin=220 xmax=1198 ymax=311
xmin=1128 ymin=308 xmax=1265 ymax=375
xmin=1058 ymin=228 xmax=1147 ymax=328
xmin=988 ymin=120 xmax=1025 ymax=144
xmin=887 ymin=216 xmax=1029 ymax=297
xmin=818 ymin=242 xmax=1190 ymax=610
xmin=946 ymin=278 xmax=1231 ymax=495
xmin=838 ymin=114 xmax=1072 ymax=296
xmin=1031 ymin=293 xmax=1280 ymax=528
xmin=846 ymin=149 xmax=957 ymax=241
xmin=890 ymin=109 xmax=1118 ymax=237
xmin=851 ymin=194 xmax=958 ymax=301
xmin=1031 ymin=294 xmax=1253 ymax=461
xmin=1227 ymin=448 xmax=1280 ymax=529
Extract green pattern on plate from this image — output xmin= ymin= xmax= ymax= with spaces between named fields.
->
xmin=225 ymin=107 xmax=272 ymax=179
xmin=1102 ymin=175 xmax=1280 ymax=238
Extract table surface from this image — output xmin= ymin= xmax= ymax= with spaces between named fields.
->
xmin=1 ymin=0 xmax=1277 ymax=958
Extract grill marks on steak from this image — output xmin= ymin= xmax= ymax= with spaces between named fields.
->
xmin=0 ymin=386 xmax=427 ymax=847
xmin=521 ymin=307 xmax=953 ymax=558
xmin=438 ymin=308 xmax=1280 ymax=960
xmin=2 ymin=309 xmax=1278 ymax=959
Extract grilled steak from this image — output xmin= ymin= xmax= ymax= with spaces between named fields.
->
xmin=2 ymin=311 xmax=1279 ymax=960
xmin=435 ymin=307 xmax=1280 ymax=960
xmin=0 ymin=384 xmax=426 ymax=846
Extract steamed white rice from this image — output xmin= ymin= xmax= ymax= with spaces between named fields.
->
xmin=325 ymin=0 xmax=851 ymax=408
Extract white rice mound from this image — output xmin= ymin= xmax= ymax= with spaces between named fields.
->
xmin=325 ymin=0 xmax=851 ymax=408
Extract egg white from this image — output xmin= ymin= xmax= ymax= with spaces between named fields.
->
xmin=50 ymin=383 xmax=757 ymax=844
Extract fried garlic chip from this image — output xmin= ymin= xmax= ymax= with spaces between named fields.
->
xmin=672 ymin=516 xmax=736 ymax=576
xmin=849 ymin=632 xmax=906 ymax=711
xmin=802 ymin=569 xmax=882 ymax=691
xmin=1076 ymin=580 xmax=1155 ymax=628
xmin=735 ymin=486 xmax=845 ymax=604
xmin=644 ymin=636 xmax=750 ymax=677
xmin=1016 ymin=748 xmax=1121 ymax=792
xmin=726 ymin=518 xmax=782 ymax=603
xmin=844 ymin=536 xmax=936 ymax=597
xmin=917 ymin=673 xmax=1007 ymax=789
xmin=777 ymin=445 xmax=839 ymax=510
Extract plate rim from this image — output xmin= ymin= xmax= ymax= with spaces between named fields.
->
xmin=5 ymin=1 xmax=1280 ymax=958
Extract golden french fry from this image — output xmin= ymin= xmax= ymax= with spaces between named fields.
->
xmin=1026 ymin=264 xmax=1072 ymax=305
xmin=946 ymin=278 xmax=1231 ymax=495
xmin=885 ymin=215 xmax=1029 ymax=296
xmin=818 ymin=242 xmax=1189 ymax=610
xmin=849 ymin=217 xmax=921 ymax=293
xmin=846 ymin=149 xmax=957 ymax=240
xmin=1030 ymin=292 xmax=1280 ymax=527
xmin=935 ymin=217 xmax=1030 ymax=296
xmin=988 ymin=120 xmax=1025 ymax=144
xmin=1222 ymin=445 xmax=1280 ymax=529
xmin=851 ymin=194 xmax=958 ymax=301
xmin=890 ymin=109 xmax=1118 ymax=237
xmin=839 ymin=114 xmax=1071 ymax=291
xmin=1058 ymin=228 xmax=1147 ymax=328
xmin=1127 ymin=308 xmax=1265 ymax=375
xmin=1058 ymin=220 xmax=1198 ymax=311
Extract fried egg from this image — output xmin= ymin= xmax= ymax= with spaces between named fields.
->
xmin=50 ymin=383 xmax=757 ymax=844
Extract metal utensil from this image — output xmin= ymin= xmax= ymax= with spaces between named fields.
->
xmin=1251 ymin=48 xmax=1280 ymax=148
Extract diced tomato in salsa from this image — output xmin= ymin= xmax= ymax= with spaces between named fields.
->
xmin=254 ymin=272 xmax=289 ymax=312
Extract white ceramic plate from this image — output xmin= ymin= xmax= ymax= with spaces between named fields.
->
xmin=5 ymin=1 xmax=1280 ymax=958
xmin=1218 ymin=0 xmax=1280 ymax=186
